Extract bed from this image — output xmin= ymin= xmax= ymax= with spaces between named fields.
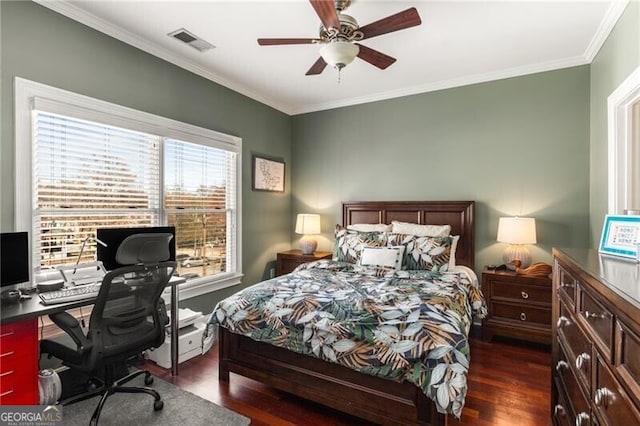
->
xmin=212 ymin=201 xmax=483 ymax=425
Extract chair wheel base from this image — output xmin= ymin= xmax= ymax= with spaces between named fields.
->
xmin=144 ymin=375 xmax=153 ymax=386
xmin=154 ymin=400 xmax=164 ymax=411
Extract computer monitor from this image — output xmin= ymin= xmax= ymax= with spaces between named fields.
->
xmin=1 ymin=231 xmax=30 ymax=288
xmin=96 ymin=226 xmax=176 ymax=271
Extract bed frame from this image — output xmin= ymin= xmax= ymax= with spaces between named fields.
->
xmin=219 ymin=201 xmax=475 ymax=425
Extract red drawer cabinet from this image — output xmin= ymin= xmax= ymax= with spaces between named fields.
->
xmin=0 ymin=319 xmax=39 ymax=405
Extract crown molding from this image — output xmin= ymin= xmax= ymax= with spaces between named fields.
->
xmin=584 ymin=0 xmax=630 ymax=62
xmin=33 ymin=0 xmax=295 ymax=115
xmin=291 ymin=55 xmax=589 ymax=115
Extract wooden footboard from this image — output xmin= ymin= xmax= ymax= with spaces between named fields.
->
xmin=218 ymin=327 xmax=448 ymax=426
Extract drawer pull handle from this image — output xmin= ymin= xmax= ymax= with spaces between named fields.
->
xmin=575 ymin=412 xmax=589 ymax=426
xmin=555 ymin=360 xmax=569 ymax=372
xmin=557 ymin=316 xmax=569 ymax=328
xmin=520 ymin=313 xmax=527 ymax=321
xmin=0 ymin=389 xmax=14 ymax=398
xmin=584 ymin=311 xmax=605 ymax=320
xmin=595 ymin=387 xmax=614 ymax=407
xmin=561 ymin=282 xmax=575 ymax=289
xmin=0 ymin=351 xmax=15 ymax=358
xmin=0 ymin=370 xmax=14 ymax=378
xmin=553 ymin=404 xmax=566 ymax=417
xmin=575 ymin=352 xmax=590 ymax=370
xmin=521 ymin=291 xmax=529 ymax=299
xmin=0 ymin=330 xmax=15 ymax=338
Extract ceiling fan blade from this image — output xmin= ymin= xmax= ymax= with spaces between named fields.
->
xmin=306 ymin=57 xmax=328 ymax=75
xmin=309 ymin=0 xmax=341 ymax=31
xmin=358 ymin=7 xmax=422 ymax=40
xmin=356 ymin=44 xmax=396 ymax=70
xmin=258 ymin=38 xmax=320 ymax=46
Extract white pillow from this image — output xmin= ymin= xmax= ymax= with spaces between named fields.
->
xmin=391 ymin=221 xmax=451 ymax=237
xmin=360 ymin=246 xmax=404 ymax=270
xmin=347 ymin=223 xmax=392 ymax=232
xmin=449 ymin=235 xmax=460 ymax=268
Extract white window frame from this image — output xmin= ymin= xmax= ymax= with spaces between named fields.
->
xmin=608 ymin=65 xmax=640 ymax=214
xmin=14 ymin=77 xmax=243 ymax=300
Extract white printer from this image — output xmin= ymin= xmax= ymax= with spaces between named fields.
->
xmin=146 ymin=308 xmax=215 ymax=369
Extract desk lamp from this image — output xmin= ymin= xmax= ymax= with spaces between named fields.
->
xmin=295 ymin=214 xmax=321 ymax=255
xmin=497 ymin=217 xmax=537 ymax=269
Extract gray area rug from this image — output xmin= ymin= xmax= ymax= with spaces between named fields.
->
xmin=61 ymin=373 xmax=250 ymax=426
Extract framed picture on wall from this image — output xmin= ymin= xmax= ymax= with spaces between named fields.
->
xmin=599 ymin=214 xmax=640 ymax=260
xmin=252 ymin=154 xmax=285 ymax=192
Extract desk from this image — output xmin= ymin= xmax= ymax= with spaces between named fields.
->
xmin=0 ymin=275 xmax=186 ymax=403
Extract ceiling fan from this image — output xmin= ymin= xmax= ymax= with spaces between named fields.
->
xmin=257 ymin=0 xmax=422 ymax=78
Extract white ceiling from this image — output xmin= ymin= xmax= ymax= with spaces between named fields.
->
xmin=38 ymin=0 xmax=627 ymax=115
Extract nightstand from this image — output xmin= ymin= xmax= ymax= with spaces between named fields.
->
xmin=481 ymin=268 xmax=552 ymax=345
xmin=276 ymin=250 xmax=332 ymax=276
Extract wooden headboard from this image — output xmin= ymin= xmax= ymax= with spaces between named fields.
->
xmin=342 ymin=201 xmax=475 ymax=269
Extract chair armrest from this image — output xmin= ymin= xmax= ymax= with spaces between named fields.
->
xmin=48 ymin=311 xmax=92 ymax=352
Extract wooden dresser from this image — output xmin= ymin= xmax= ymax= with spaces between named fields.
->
xmin=552 ymin=248 xmax=640 ymax=426
xmin=481 ymin=268 xmax=552 ymax=344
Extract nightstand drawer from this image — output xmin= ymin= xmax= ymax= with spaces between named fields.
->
xmin=491 ymin=280 xmax=550 ymax=304
xmin=491 ymin=301 xmax=551 ymax=326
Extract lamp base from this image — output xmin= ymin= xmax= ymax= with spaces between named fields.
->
xmin=299 ymin=236 xmax=317 ymax=255
xmin=503 ymin=244 xmax=532 ymax=269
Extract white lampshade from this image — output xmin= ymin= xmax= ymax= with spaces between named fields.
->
xmin=320 ymin=41 xmax=359 ymax=70
xmin=497 ymin=217 xmax=537 ymax=268
xmin=295 ymin=214 xmax=321 ymax=255
xmin=295 ymin=214 xmax=321 ymax=235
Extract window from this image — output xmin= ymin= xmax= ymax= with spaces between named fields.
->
xmin=608 ymin=65 xmax=640 ymax=214
xmin=15 ymin=78 xmax=242 ymax=299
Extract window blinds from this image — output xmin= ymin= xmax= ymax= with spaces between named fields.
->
xmin=33 ymin=111 xmax=161 ymax=266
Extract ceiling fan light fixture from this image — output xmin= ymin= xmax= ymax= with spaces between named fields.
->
xmin=320 ymin=41 xmax=359 ymax=70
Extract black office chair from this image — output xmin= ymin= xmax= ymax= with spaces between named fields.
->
xmin=40 ymin=233 xmax=176 ymax=425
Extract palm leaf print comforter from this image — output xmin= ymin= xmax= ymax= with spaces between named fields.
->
xmin=211 ymin=260 xmax=487 ymax=418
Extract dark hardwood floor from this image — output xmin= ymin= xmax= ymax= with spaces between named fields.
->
xmin=142 ymin=335 xmax=551 ymax=425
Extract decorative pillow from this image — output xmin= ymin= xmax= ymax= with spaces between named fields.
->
xmin=387 ymin=233 xmax=456 ymax=271
xmin=359 ymin=246 xmax=405 ymax=270
xmin=347 ymin=223 xmax=392 ymax=232
xmin=391 ymin=221 xmax=451 ymax=237
xmin=332 ymin=225 xmax=387 ymax=264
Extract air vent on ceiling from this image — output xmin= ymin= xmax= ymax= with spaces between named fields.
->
xmin=168 ymin=28 xmax=215 ymax=52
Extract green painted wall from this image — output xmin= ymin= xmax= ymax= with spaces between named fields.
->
xmin=291 ymin=67 xmax=591 ymax=276
xmin=589 ymin=1 xmax=640 ymax=247
xmin=0 ymin=2 xmax=292 ymax=310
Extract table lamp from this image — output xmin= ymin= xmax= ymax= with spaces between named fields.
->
xmin=295 ymin=214 xmax=321 ymax=255
xmin=497 ymin=217 xmax=537 ymax=268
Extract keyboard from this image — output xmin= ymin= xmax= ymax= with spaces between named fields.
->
xmin=39 ymin=284 xmax=101 ymax=305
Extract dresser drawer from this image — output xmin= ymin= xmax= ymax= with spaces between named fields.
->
xmin=555 ymin=341 xmax=592 ymax=424
xmin=558 ymin=302 xmax=591 ymax=394
xmin=553 ymin=380 xmax=574 ymax=426
xmin=579 ymin=286 xmax=614 ymax=359
xmin=594 ymin=352 xmax=640 ymax=425
xmin=557 ymin=264 xmax=577 ymax=308
xmin=614 ymin=320 xmax=640 ymax=408
xmin=491 ymin=280 xmax=550 ymax=304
